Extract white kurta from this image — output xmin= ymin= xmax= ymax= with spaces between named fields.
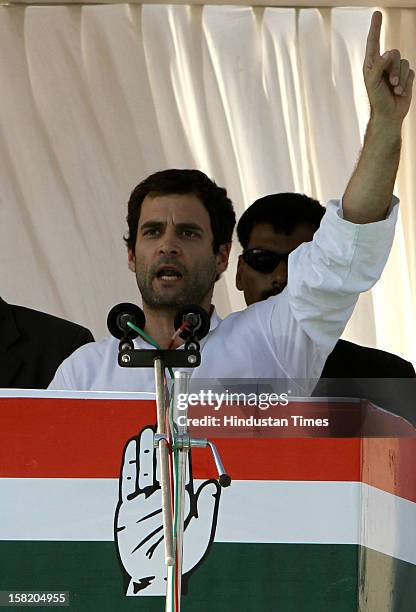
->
xmin=49 ymin=199 xmax=398 ymax=394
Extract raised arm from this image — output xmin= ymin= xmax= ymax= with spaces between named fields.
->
xmin=343 ymin=11 xmax=414 ymax=223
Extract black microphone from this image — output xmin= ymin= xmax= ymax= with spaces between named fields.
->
xmin=107 ymin=303 xmax=145 ymax=339
xmin=173 ymin=304 xmax=210 ymax=341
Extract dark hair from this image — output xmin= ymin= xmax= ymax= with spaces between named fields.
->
xmin=124 ymin=169 xmax=236 ymax=253
xmin=237 ymin=192 xmax=326 ymax=249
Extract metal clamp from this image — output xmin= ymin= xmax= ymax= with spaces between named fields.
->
xmin=153 ymin=434 xmax=231 ymax=488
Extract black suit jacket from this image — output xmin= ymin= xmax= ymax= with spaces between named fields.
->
xmin=320 ymin=338 xmax=415 ymax=379
xmin=0 ymin=298 xmax=94 ymax=389
xmin=313 ymin=339 xmax=416 ymax=426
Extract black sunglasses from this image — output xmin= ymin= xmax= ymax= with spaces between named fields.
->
xmin=242 ymin=248 xmax=290 ymax=274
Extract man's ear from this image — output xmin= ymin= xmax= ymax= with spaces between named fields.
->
xmin=236 ymin=255 xmax=243 ymax=291
xmin=216 ymin=242 xmax=231 ymax=276
xmin=127 ymin=249 xmax=136 ymax=273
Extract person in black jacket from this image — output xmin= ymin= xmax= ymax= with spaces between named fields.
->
xmin=235 ymin=192 xmax=415 ymax=424
xmin=0 ymin=297 xmax=94 ymax=389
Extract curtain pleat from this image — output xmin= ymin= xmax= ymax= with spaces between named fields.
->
xmin=0 ymin=5 xmax=414 ymax=363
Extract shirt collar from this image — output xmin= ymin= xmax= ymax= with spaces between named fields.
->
xmin=208 ymin=306 xmax=221 ymax=333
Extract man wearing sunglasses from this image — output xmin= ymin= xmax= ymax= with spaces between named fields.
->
xmin=236 ymin=192 xmax=416 ymax=384
xmin=236 ymin=193 xmax=323 ymax=306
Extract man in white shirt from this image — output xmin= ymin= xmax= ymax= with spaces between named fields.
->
xmin=49 ymin=14 xmax=413 ymax=394
xmin=47 ymin=11 xmax=414 ymax=598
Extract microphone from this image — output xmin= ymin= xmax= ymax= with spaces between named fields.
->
xmin=107 ymin=303 xmax=145 ymax=339
xmin=173 ymin=304 xmax=210 ymax=341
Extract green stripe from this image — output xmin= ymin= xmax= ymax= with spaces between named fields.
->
xmin=0 ymin=542 xmax=414 ymax=611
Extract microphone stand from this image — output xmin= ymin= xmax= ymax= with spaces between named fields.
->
xmin=118 ymin=336 xmax=230 ymax=612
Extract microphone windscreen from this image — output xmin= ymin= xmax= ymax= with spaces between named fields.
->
xmin=174 ymin=304 xmax=210 ymax=341
xmin=107 ymin=303 xmax=145 ymax=339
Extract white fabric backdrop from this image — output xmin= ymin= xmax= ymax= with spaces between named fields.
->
xmin=0 ymin=5 xmax=415 ymax=364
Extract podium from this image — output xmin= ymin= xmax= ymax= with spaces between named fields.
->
xmin=0 ymin=390 xmax=415 ymax=611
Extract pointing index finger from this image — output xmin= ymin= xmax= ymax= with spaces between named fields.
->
xmin=365 ymin=11 xmax=382 ymax=65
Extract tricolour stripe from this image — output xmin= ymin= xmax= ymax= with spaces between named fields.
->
xmin=1 ymin=478 xmax=415 ymax=566
xmin=0 ymin=541 xmax=362 ymax=610
xmin=1 ymin=397 xmax=415 ymax=502
xmin=0 ymin=397 xmax=363 ymax=481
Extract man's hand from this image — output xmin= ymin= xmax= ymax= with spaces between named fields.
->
xmin=363 ymin=11 xmax=414 ymax=124
xmin=115 ymin=426 xmax=221 ymax=596
xmin=342 ymin=11 xmax=414 ymax=223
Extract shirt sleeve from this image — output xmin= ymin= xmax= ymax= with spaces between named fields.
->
xmin=48 ymin=361 xmax=73 ymax=390
xmin=48 ymin=342 xmax=94 ymax=390
xmin=269 ymin=197 xmax=399 ymax=381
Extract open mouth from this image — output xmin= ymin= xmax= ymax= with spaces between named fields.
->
xmin=155 ymin=266 xmax=183 ymax=281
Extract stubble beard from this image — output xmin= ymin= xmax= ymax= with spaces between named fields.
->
xmin=135 ymin=256 xmax=217 ymax=312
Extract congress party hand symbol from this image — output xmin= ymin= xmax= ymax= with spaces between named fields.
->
xmin=115 ymin=426 xmax=221 ymax=595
